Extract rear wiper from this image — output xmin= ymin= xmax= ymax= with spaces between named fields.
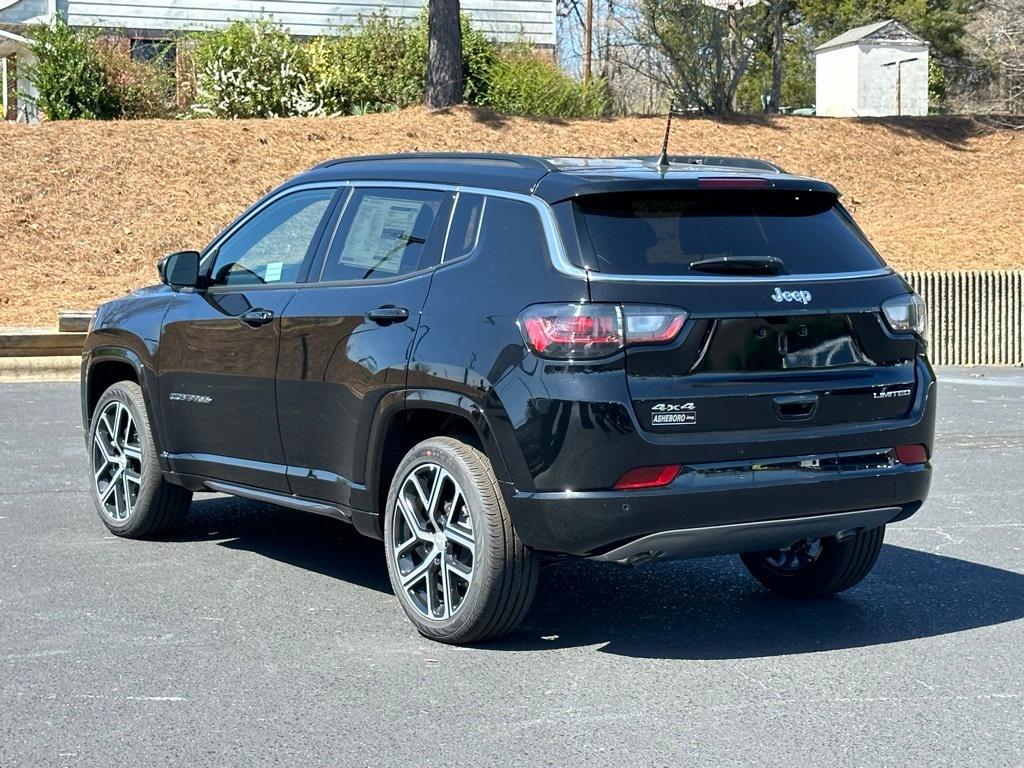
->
xmin=689 ymin=255 xmax=785 ymax=274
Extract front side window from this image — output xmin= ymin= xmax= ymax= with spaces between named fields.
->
xmin=322 ymin=188 xmax=450 ymax=282
xmin=209 ymin=188 xmax=335 ymax=288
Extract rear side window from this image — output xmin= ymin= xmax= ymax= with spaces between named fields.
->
xmin=574 ymin=191 xmax=884 ymax=276
xmin=442 ymin=195 xmax=547 ymax=265
xmin=322 ymin=188 xmax=450 ymax=282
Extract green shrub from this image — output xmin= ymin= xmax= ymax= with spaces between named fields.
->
xmin=25 ymin=16 xmax=174 ymax=120
xmin=304 ymin=12 xmax=498 ymax=115
xmin=95 ymin=44 xmax=175 ymax=119
xmin=190 ymin=19 xmax=321 ymax=118
xmin=482 ymin=45 xmax=608 ymax=118
xmin=25 ymin=15 xmax=120 ymax=119
xmin=305 ymin=14 xmax=424 ymax=115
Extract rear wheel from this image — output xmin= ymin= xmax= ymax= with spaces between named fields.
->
xmin=383 ymin=436 xmax=538 ymax=644
xmin=740 ymin=526 xmax=885 ymax=597
xmin=89 ymin=381 xmax=192 ymax=538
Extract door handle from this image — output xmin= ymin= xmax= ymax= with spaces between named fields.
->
xmin=240 ymin=308 xmax=275 ymax=327
xmin=365 ymin=306 xmax=410 ymax=325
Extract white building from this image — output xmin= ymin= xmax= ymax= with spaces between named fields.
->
xmin=1 ymin=0 xmax=557 ymax=120
xmin=814 ymin=19 xmax=930 ymax=118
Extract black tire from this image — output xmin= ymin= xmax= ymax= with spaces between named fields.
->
xmin=383 ymin=436 xmax=539 ymax=644
xmin=88 ymin=381 xmax=192 ymax=538
xmin=740 ymin=526 xmax=885 ymax=598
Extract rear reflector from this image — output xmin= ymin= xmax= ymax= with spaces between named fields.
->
xmin=613 ymin=464 xmax=681 ymax=490
xmin=895 ymin=444 xmax=928 ymax=465
xmin=697 ymin=177 xmax=771 ymax=190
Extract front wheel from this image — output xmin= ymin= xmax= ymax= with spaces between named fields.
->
xmin=383 ymin=436 xmax=538 ymax=644
xmin=740 ymin=526 xmax=885 ymax=597
xmin=89 ymin=381 xmax=192 ymax=538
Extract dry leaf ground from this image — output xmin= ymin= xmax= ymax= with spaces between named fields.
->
xmin=1 ymin=108 xmax=1021 ymax=326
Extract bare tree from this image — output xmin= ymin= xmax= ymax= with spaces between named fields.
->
xmin=639 ymin=0 xmax=771 ymax=113
xmin=425 ymin=0 xmax=463 ymax=108
xmin=969 ymin=1 xmax=1024 ymax=113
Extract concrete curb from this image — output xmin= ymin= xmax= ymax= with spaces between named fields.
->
xmin=0 ymin=328 xmax=87 ymax=357
xmin=0 ymin=356 xmax=80 ymax=382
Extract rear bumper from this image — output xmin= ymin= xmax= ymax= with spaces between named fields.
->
xmin=505 ymin=459 xmax=930 ymax=558
xmin=594 ymin=506 xmax=903 ymax=566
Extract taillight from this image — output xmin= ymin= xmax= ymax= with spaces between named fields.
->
xmin=613 ymin=464 xmax=681 ymax=490
xmin=519 ymin=304 xmax=688 ymax=360
xmin=881 ymin=293 xmax=927 ymax=338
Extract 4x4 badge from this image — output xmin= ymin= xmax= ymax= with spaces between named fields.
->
xmin=771 ymin=287 xmax=812 ymax=304
xmin=651 ymin=402 xmax=697 ymax=425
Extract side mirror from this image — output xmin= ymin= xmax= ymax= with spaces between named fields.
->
xmin=158 ymin=251 xmax=201 ymax=289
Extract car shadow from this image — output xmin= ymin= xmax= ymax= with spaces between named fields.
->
xmin=171 ymin=498 xmax=1024 ymax=659
xmin=172 ymin=495 xmax=392 ymax=595
xmin=498 ymin=544 xmax=1024 ymax=659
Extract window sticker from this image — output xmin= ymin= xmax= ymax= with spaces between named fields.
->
xmin=340 ymin=196 xmax=425 ymax=274
xmin=264 ymin=261 xmax=284 ymax=282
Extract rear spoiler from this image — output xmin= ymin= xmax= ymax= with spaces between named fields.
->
xmin=636 ymin=155 xmax=786 ymax=173
xmin=538 ymin=176 xmax=841 ymax=203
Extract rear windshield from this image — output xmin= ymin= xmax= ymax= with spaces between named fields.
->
xmin=573 ymin=191 xmax=884 ymax=276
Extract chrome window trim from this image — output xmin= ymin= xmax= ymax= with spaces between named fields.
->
xmin=343 ymin=181 xmax=893 ymax=284
xmin=342 ymin=181 xmax=569 ymax=277
xmin=203 ymin=179 xmax=894 ymax=288
xmin=584 ymin=267 xmax=894 ymax=284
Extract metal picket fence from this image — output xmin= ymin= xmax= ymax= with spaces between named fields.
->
xmin=903 ymin=271 xmax=1024 ymax=366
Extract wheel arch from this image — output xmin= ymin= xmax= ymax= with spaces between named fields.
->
xmin=359 ymin=389 xmax=514 ymax=540
xmin=83 ymin=347 xmax=166 ymax=466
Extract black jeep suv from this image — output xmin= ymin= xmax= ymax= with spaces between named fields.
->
xmin=82 ymin=153 xmax=934 ymax=643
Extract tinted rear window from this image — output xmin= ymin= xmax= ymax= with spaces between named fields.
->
xmin=574 ymin=191 xmax=884 ymax=276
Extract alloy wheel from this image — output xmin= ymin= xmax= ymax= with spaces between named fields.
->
xmin=92 ymin=401 xmax=143 ymax=523
xmin=391 ymin=463 xmax=475 ymax=621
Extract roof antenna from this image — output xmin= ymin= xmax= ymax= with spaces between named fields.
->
xmin=656 ymin=101 xmax=676 ymax=172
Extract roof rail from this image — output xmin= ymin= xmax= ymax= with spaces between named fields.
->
xmin=315 ymin=152 xmax=554 ymax=172
xmin=651 ymin=155 xmax=786 ymax=173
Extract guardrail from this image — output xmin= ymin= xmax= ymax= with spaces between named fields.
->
xmin=1 ymin=272 xmax=1022 ymax=366
xmin=904 ymin=271 xmax=1023 ymax=366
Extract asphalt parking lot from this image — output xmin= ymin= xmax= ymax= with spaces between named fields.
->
xmin=1 ymin=369 xmax=1021 ymax=767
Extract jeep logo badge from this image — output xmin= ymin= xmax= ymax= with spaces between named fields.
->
xmin=771 ymin=287 xmax=812 ymax=304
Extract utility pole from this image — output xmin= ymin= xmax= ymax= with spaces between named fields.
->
xmin=583 ymin=0 xmax=594 ymax=84
xmin=882 ymin=57 xmax=919 ymax=116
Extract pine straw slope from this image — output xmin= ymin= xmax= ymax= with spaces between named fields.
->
xmin=1 ymin=108 xmax=1021 ymax=326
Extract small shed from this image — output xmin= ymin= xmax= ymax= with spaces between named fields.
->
xmin=815 ymin=19 xmax=930 ymax=117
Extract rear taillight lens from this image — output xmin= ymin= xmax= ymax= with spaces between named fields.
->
xmin=519 ymin=304 xmax=688 ymax=360
xmin=520 ymin=304 xmax=623 ymax=359
xmin=613 ymin=464 xmax=681 ymax=490
xmin=882 ymin=293 xmax=926 ymax=338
